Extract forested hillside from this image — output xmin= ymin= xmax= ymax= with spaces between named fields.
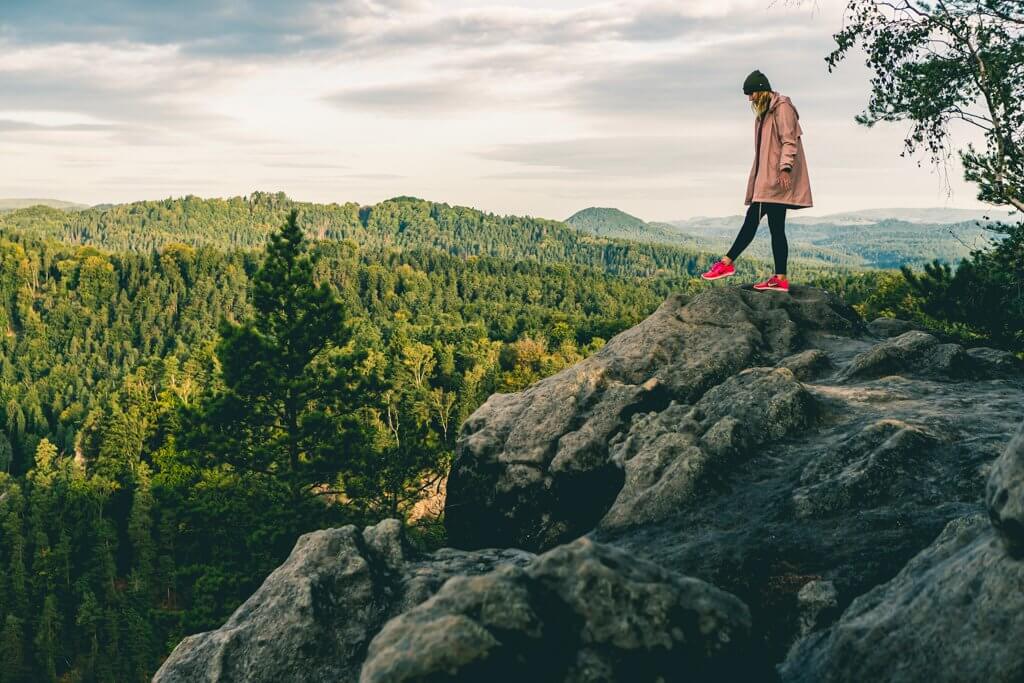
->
xmin=0 ymin=193 xmax=719 ymax=279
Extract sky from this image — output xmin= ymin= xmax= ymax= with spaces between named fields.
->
xmin=0 ymin=0 xmax=993 ymax=221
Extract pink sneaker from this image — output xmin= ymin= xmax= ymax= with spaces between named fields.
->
xmin=753 ymin=275 xmax=789 ymax=292
xmin=701 ymin=260 xmax=735 ymax=281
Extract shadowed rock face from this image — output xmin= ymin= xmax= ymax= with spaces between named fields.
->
xmin=780 ymin=514 xmax=1024 ymax=683
xmin=986 ymin=420 xmax=1024 ymax=558
xmin=156 ymin=287 xmax=1024 ymax=682
xmin=360 ymin=538 xmax=764 ymax=683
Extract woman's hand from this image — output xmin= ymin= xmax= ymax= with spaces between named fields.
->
xmin=778 ymin=170 xmax=792 ymax=191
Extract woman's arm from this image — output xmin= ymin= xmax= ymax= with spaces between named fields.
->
xmin=775 ymin=102 xmax=800 ymax=172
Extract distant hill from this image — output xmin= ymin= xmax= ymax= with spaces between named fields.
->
xmin=566 ymin=207 xmax=680 ymax=241
xmin=795 ymin=207 xmax=1016 ymax=225
xmin=675 ymin=207 xmax=1015 ymax=230
xmin=0 ymin=198 xmax=88 ymax=212
xmin=564 ymin=207 xmax=706 ymax=251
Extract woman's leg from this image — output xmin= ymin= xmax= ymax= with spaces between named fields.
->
xmin=765 ymin=204 xmax=788 ymax=275
xmin=725 ymin=202 xmax=764 ymax=263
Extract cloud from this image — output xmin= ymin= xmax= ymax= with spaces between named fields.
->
xmin=324 ymin=80 xmax=482 ymax=114
xmin=478 ymin=135 xmax=750 ymax=178
xmin=0 ymin=0 xmax=421 ymax=57
xmin=0 ymin=0 xmax=987 ymax=217
xmin=340 ymin=172 xmax=406 ymax=179
xmin=0 ymin=119 xmax=122 ymax=133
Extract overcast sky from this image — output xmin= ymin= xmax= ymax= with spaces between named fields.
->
xmin=0 ymin=0 xmax=991 ymax=221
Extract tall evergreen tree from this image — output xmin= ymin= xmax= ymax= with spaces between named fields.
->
xmin=176 ymin=209 xmax=367 ymax=503
xmin=0 ymin=615 xmax=25 ymax=683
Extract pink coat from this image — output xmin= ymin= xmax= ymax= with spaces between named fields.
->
xmin=745 ymin=92 xmax=813 ymax=208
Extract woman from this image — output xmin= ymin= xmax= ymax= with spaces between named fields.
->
xmin=701 ymin=69 xmax=813 ymax=293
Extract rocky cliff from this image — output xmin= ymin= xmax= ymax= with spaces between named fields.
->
xmin=154 ymin=286 xmax=1024 ymax=682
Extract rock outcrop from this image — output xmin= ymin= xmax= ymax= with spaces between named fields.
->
xmin=445 ymin=285 xmax=1023 ymax=665
xmin=446 ymin=287 xmax=861 ymax=552
xmin=986 ymin=419 xmax=1024 ymax=558
xmin=156 ymin=286 xmax=1024 ymax=682
xmin=600 ymin=366 xmax=815 ymax=529
xmin=153 ymin=520 xmax=532 ymax=683
xmin=360 ymin=538 xmax=763 ymax=683
xmin=780 ymin=422 xmax=1024 ymax=682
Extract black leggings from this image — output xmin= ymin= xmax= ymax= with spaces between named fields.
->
xmin=726 ymin=201 xmax=788 ymax=275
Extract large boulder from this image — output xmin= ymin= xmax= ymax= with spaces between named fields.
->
xmin=446 ymin=287 xmax=860 ymax=552
xmin=840 ymin=331 xmax=971 ymax=381
xmin=986 ymin=419 xmax=1024 ymax=558
xmin=865 ymin=317 xmax=923 ymax=338
xmin=967 ymin=346 xmax=1024 ymax=376
xmin=596 ymin=341 xmax=1023 ymax=662
xmin=780 ymin=513 xmax=1024 ymax=682
xmin=360 ymin=537 xmax=763 ymax=683
xmin=153 ymin=520 xmax=532 ymax=683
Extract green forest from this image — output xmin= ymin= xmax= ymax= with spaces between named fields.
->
xmin=0 ymin=193 xmax=1017 ymax=681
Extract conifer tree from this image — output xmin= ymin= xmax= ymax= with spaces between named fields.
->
xmin=0 ymin=614 xmax=26 ymax=683
xmin=177 ymin=208 xmax=368 ymax=502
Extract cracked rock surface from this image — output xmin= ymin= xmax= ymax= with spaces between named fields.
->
xmin=446 ymin=287 xmax=860 ymax=552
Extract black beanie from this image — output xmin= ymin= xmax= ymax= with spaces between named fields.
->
xmin=743 ymin=70 xmax=772 ymax=94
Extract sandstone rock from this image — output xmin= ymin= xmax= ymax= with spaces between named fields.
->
xmin=866 ymin=317 xmax=922 ymax=338
xmin=447 ymin=287 xmax=858 ymax=552
xmin=967 ymin=346 xmax=1024 ymax=377
xmin=776 ymin=349 xmax=834 ymax=381
xmin=601 ymin=367 xmax=815 ymax=530
xmin=986 ymin=419 xmax=1024 ymax=558
xmin=841 ymin=331 xmax=971 ymax=381
xmin=792 ymin=419 xmax=943 ymax=519
xmin=153 ymin=520 xmax=532 ymax=683
xmin=796 ymin=580 xmax=838 ymax=637
xmin=161 ymin=287 xmax=1024 ymax=681
xmin=360 ymin=537 xmax=762 ymax=683
xmin=780 ymin=514 xmax=1024 ymax=682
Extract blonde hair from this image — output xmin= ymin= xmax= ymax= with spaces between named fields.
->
xmin=750 ymin=90 xmax=772 ymax=118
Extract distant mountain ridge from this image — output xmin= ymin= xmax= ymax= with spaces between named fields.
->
xmin=566 ymin=204 xmax=1014 ymax=269
xmin=675 ymin=207 xmax=1015 ymax=229
xmin=0 ymin=198 xmax=89 ymax=211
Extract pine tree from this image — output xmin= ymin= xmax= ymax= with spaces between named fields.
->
xmin=0 ymin=615 xmax=25 ymax=683
xmin=1 ymin=485 xmax=28 ymax=621
xmin=176 ymin=209 xmax=367 ymax=503
xmin=33 ymin=594 xmax=58 ymax=683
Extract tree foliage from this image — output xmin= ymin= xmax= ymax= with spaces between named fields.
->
xmin=824 ymin=0 xmax=1024 ymax=351
xmin=827 ymin=0 xmax=1024 ymax=211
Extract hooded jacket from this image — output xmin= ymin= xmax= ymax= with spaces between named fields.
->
xmin=745 ymin=92 xmax=813 ymax=208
